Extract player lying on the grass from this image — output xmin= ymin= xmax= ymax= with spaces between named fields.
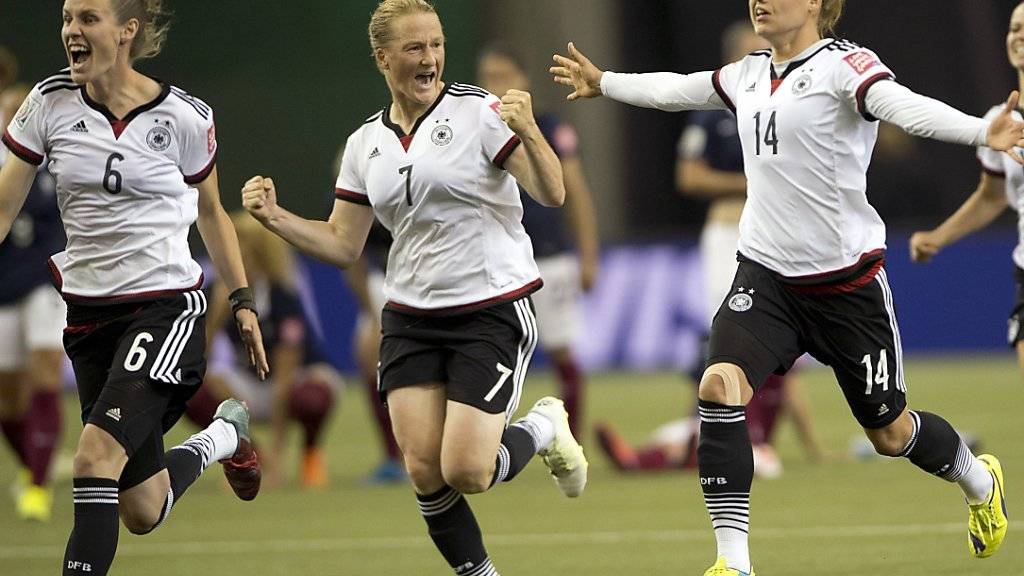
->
xmin=552 ymin=0 xmax=1016 ymax=574
xmin=187 ymin=212 xmax=343 ymax=489
xmin=597 ymin=374 xmax=823 ymax=477
xmin=0 ymin=1 xmax=268 ymax=574
xmin=242 ymin=2 xmax=588 ymax=574
xmin=910 ymin=1 xmax=1024 ymax=382
xmin=0 ymin=82 xmax=66 ymax=522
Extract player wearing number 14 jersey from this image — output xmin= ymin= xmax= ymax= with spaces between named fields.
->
xmin=553 ymin=0 xmax=1016 ymax=573
xmin=242 ymin=2 xmax=588 ymax=574
xmin=0 ymin=1 xmax=268 ymax=574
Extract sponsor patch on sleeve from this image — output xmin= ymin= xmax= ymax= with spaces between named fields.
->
xmin=206 ymin=123 xmax=216 ymax=154
xmin=843 ymin=52 xmax=879 ymax=75
xmin=14 ymin=93 xmax=41 ymax=129
xmin=489 ymin=100 xmax=502 ymax=116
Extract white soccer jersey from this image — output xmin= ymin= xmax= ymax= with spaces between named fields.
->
xmin=713 ymin=39 xmax=896 ymax=278
xmin=335 ymin=82 xmax=540 ymax=313
xmin=3 ymin=69 xmax=216 ymax=302
xmin=977 ymin=105 xmax=1024 ymax=269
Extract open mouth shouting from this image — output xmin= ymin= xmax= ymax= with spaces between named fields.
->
xmin=415 ymin=71 xmax=436 ymax=88
xmin=68 ymin=42 xmax=92 ymax=71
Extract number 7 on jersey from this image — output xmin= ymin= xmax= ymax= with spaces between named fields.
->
xmin=399 ymin=164 xmax=413 ymax=206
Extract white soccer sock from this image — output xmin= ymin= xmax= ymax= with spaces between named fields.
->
xmin=959 ymin=456 xmax=995 ymax=505
xmin=716 ymin=527 xmax=751 ymax=573
xmin=174 ymin=419 xmax=239 ymax=468
xmin=513 ymin=412 xmax=556 ymax=452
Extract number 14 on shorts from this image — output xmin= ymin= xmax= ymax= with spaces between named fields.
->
xmin=860 ymin=349 xmax=889 ymax=395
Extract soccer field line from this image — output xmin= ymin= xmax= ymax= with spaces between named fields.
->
xmin=0 ymin=521 xmax=995 ymax=560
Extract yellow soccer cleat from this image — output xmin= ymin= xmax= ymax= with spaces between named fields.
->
xmin=968 ymin=454 xmax=1008 ymax=558
xmin=17 ymin=484 xmax=53 ymax=522
xmin=703 ymin=556 xmax=754 ymax=576
xmin=530 ymin=397 xmax=588 ymax=498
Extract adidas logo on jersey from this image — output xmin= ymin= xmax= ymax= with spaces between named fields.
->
xmin=368 ymin=147 xmax=381 ymax=160
xmin=70 ymin=119 xmax=89 ymax=133
xmin=106 ymin=407 xmax=122 ymax=422
xmin=745 ymin=82 xmax=757 ymax=92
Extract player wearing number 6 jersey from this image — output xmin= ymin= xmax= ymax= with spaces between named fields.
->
xmin=0 ymin=2 xmax=268 ymax=575
xmin=552 ymin=0 xmax=1016 ymax=574
xmin=242 ymin=2 xmax=587 ymax=575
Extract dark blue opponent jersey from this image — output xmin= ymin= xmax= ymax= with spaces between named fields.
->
xmin=678 ymin=110 xmax=744 ymax=174
xmin=363 ymin=219 xmax=393 ymax=273
xmin=519 ymin=113 xmax=578 ymax=258
xmin=227 ymin=283 xmax=327 ymax=378
xmin=0 ymin=168 xmax=64 ymax=304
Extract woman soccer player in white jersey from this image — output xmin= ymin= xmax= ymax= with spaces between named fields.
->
xmin=0 ymin=2 xmax=269 ymax=574
xmin=552 ymin=1 xmax=1021 ymax=574
xmin=911 ymin=1 xmax=1024 ymax=378
xmin=242 ymin=2 xmax=588 ymax=575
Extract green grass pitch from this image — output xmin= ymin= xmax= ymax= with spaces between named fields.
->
xmin=1 ymin=355 xmax=1020 ymax=574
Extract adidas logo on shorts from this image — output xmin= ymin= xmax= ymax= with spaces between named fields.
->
xmin=106 ymin=407 xmax=122 ymax=422
xmin=70 ymin=119 xmax=89 ymax=133
xmin=368 ymin=147 xmax=381 ymax=159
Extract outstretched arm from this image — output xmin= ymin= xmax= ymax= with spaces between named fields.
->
xmin=910 ymin=171 xmax=1008 ymax=263
xmin=242 ymin=176 xmax=374 ymax=269
xmin=550 ymin=42 xmax=726 ymax=112
xmin=866 ymin=84 xmax=1024 ymax=163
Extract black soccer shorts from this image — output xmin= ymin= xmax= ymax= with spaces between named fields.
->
xmin=64 ymin=291 xmax=207 ymax=485
xmin=378 ymin=297 xmax=538 ymax=418
xmin=708 ymin=257 xmax=907 ymax=429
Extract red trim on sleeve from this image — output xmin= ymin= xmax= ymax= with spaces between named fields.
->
xmin=492 ymin=135 xmax=521 ymax=168
xmin=712 ymin=69 xmax=735 ymax=114
xmin=183 ymin=152 xmax=217 ymax=184
xmin=2 ymin=129 xmax=44 ymax=166
xmin=855 ymin=72 xmax=894 ymax=122
xmin=335 ymin=187 xmax=371 ymax=206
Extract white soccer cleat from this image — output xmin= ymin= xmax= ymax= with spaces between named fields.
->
xmin=530 ymin=396 xmax=588 ymax=498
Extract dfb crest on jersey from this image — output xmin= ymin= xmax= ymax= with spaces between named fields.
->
xmin=146 ymin=126 xmax=172 ymax=152
xmin=792 ymin=74 xmax=813 ymax=95
xmin=431 ymin=124 xmax=453 ymax=146
xmin=728 ymin=292 xmax=753 ymax=313
xmin=1008 ymin=316 xmax=1021 ymax=346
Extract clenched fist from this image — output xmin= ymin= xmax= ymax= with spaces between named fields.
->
xmin=241 ymin=175 xmax=278 ymax=224
xmin=909 ymin=230 xmax=943 ymax=263
xmin=499 ymin=89 xmax=538 ymax=135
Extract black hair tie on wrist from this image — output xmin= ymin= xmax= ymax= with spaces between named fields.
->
xmin=228 ymin=287 xmax=258 ymax=317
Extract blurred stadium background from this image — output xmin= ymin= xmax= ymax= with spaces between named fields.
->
xmin=2 ymin=1 xmax=1024 ymax=574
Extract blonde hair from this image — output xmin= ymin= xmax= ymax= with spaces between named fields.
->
xmin=230 ymin=211 xmax=297 ymax=288
xmin=111 ymin=0 xmax=171 ymax=61
xmin=817 ymin=0 xmax=845 ymax=37
xmin=368 ymin=0 xmax=437 ymax=53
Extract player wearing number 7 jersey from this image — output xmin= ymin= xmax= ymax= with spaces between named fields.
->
xmin=552 ymin=0 xmax=1016 ymax=574
xmin=0 ymin=2 xmax=269 ymax=574
xmin=242 ymin=2 xmax=587 ymax=575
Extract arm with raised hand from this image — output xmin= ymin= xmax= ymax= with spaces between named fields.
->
xmin=550 ymin=42 xmax=725 ymax=112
